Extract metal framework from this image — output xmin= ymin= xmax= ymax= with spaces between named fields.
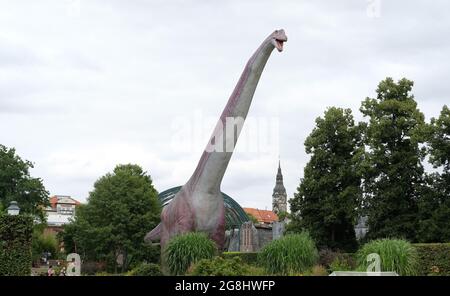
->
xmin=158 ymin=186 xmax=249 ymax=230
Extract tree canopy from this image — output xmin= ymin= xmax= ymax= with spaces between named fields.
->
xmin=0 ymin=144 xmax=49 ymax=220
xmin=289 ymin=107 xmax=362 ymax=251
xmin=61 ymin=164 xmax=161 ymax=272
xmin=359 ymin=78 xmax=426 ymax=241
xmin=290 ymin=78 xmax=450 ymax=246
xmin=416 ymin=105 xmax=450 ymax=242
xmin=428 ymin=105 xmax=450 ymax=171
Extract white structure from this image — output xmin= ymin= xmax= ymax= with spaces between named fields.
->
xmin=329 ymin=271 xmax=398 ymax=276
xmin=45 ymin=195 xmax=80 ymax=227
xmin=355 ymin=216 xmax=369 ymax=239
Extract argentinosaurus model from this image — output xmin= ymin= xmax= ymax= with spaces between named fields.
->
xmin=145 ymin=29 xmax=287 ymax=250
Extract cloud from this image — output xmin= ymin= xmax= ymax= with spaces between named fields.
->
xmin=1 ymin=1 xmax=449 ymax=211
xmin=0 ymin=39 xmax=41 ymax=67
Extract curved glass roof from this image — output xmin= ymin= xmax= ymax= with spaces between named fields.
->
xmin=158 ymin=186 xmax=249 ymax=229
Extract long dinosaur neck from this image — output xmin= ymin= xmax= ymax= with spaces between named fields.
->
xmin=187 ymin=36 xmax=276 ymax=193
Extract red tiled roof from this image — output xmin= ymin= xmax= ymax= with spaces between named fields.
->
xmin=243 ymin=208 xmax=278 ymax=224
xmin=49 ymin=196 xmax=81 ymax=209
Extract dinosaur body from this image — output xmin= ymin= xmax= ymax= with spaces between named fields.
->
xmin=145 ymin=29 xmax=287 ymax=250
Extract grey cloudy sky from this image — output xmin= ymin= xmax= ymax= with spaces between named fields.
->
xmin=1 ymin=0 xmax=449 ymax=210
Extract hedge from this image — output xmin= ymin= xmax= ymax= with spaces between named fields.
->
xmin=413 ymin=243 xmax=450 ymax=276
xmin=0 ymin=215 xmax=33 ymax=276
xmin=222 ymin=252 xmax=258 ymax=265
xmin=325 ymin=244 xmax=450 ymax=276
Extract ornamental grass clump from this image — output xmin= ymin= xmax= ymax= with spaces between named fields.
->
xmin=356 ymin=238 xmax=419 ymax=276
xmin=165 ymin=232 xmax=217 ymax=275
xmin=258 ymin=232 xmax=319 ymax=275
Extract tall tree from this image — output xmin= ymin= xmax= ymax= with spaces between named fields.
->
xmin=290 ymin=107 xmax=362 ymax=251
xmin=359 ymin=78 xmax=426 ymax=241
xmin=61 ymin=164 xmax=161 ymax=273
xmin=417 ymin=105 xmax=450 ymax=242
xmin=0 ymin=144 xmax=49 ymax=220
xmin=428 ymin=105 xmax=450 ymax=172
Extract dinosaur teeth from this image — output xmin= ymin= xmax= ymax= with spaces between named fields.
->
xmin=276 ymin=40 xmax=284 ymax=52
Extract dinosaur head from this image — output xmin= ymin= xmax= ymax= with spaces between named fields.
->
xmin=270 ymin=29 xmax=288 ymax=52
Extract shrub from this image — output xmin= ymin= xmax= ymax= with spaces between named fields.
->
xmin=189 ymin=256 xmax=248 ymax=276
xmin=94 ymin=272 xmax=124 ymax=276
xmin=32 ymin=229 xmax=58 ymax=264
xmin=356 ymin=239 xmax=418 ymax=276
xmin=222 ymin=252 xmax=258 ymax=265
xmin=95 ymin=271 xmax=112 ymax=276
xmin=127 ymin=262 xmax=162 ymax=276
xmin=319 ymin=249 xmax=355 ymax=272
xmin=189 ymin=256 xmax=268 ymax=276
xmin=329 ymin=256 xmax=353 ymax=272
xmin=309 ymin=265 xmax=328 ymax=276
xmin=0 ymin=215 xmax=33 ymax=276
xmin=246 ymin=265 xmax=267 ymax=276
xmin=165 ymin=232 xmax=217 ymax=275
xmin=413 ymin=243 xmax=450 ymax=276
xmin=124 ymin=244 xmax=160 ymax=272
xmin=258 ymin=232 xmax=319 ymax=275
xmin=318 ymin=248 xmax=338 ymax=267
xmin=247 ymin=214 xmax=259 ymax=224
xmin=81 ymin=261 xmax=106 ymax=275
xmin=277 ymin=211 xmax=288 ymax=221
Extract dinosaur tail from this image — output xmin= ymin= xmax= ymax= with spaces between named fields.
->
xmin=145 ymin=223 xmax=162 ymax=243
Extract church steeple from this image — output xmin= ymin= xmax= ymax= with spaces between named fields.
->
xmin=272 ymin=160 xmax=287 ymax=215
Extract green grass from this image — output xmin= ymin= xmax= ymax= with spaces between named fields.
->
xmin=356 ymin=239 xmax=419 ymax=276
xmin=258 ymin=232 xmax=319 ymax=275
xmin=165 ymin=232 xmax=217 ymax=275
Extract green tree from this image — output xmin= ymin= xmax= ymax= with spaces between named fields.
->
xmin=61 ymin=164 xmax=161 ymax=273
xmin=0 ymin=144 xmax=49 ymax=220
xmin=359 ymin=78 xmax=426 ymax=241
xmin=31 ymin=226 xmax=59 ymax=264
xmin=247 ymin=213 xmax=258 ymax=224
xmin=290 ymin=107 xmax=362 ymax=251
xmin=428 ymin=105 xmax=450 ymax=171
xmin=277 ymin=211 xmax=288 ymax=222
xmin=417 ymin=105 xmax=450 ymax=242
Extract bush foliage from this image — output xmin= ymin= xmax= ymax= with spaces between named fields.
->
xmin=32 ymin=227 xmax=58 ymax=264
xmin=0 ymin=144 xmax=49 ymax=221
xmin=0 ymin=215 xmax=33 ymax=275
xmin=306 ymin=265 xmax=329 ymax=276
xmin=329 ymin=255 xmax=354 ymax=272
xmin=189 ymin=256 xmax=249 ymax=276
xmin=60 ymin=164 xmax=161 ymax=273
xmin=222 ymin=252 xmax=258 ymax=265
xmin=356 ymin=239 xmax=419 ymax=275
xmin=413 ymin=243 xmax=450 ymax=275
xmin=127 ymin=262 xmax=162 ymax=276
xmin=165 ymin=232 xmax=217 ymax=275
xmin=258 ymin=232 xmax=319 ymax=275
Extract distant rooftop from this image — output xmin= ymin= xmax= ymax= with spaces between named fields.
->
xmin=243 ymin=208 xmax=278 ymax=224
xmin=46 ymin=195 xmax=81 ymax=227
xmin=49 ymin=195 xmax=81 ymax=210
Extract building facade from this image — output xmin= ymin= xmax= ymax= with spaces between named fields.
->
xmin=45 ymin=195 xmax=80 ymax=233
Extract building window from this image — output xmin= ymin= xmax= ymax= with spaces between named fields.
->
xmin=57 ymin=205 xmax=74 ymax=215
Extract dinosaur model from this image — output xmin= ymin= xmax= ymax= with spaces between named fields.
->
xmin=145 ymin=29 xmax=287 ymax=250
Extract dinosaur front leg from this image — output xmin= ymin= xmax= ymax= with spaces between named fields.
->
xmin=209 ymin=204 xmax=226 ymax=250
xmin=161 ymin=190 xmax=196 ymax=248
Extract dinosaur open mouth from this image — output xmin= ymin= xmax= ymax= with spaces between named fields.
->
xmin=274 ymin=38 xmax=285 ymax=52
